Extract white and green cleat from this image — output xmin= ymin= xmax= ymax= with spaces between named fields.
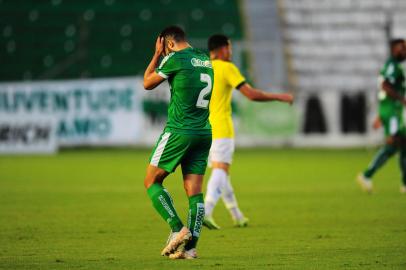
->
xmin=161 ymin=227 xmax=192 ymax=256
xmin=169 ymin=248 xmax=198 ymax=259
xmin=356 ymin=173 xmax=373 ymax=194
xmin=400 ymin=185 xmax=406 ymax=194
xmin=203 ymin=216 xmax=220 ymax=230
xmin=233 ymin=217 xmax=249 ymax=228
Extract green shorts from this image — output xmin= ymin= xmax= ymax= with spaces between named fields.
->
xmin=380 ymin=113 xmax=406 ymax=137
xmin=149 ymin=132 xmax=212 ymax=175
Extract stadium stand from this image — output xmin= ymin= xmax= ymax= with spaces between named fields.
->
xmin=0 ymin=0 xmax=243 ymax=82
xmin=241 ymin=0 xmax=287 ymax=89
xmin=279 ymin=0 xmax=406 ymax=136
xmin=281 ymin=0 xmax=406 ymax=92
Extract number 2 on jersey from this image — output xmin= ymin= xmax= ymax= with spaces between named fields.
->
xmin=196 ymin=73 xmax=212 ymax=109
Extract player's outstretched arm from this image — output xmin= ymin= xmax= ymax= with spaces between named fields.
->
xmin=381 ymin=79 xmax=406 ymax=106
xmin=143 ymin=37 xmax=166 ymax=90
xmin=239 ymin=83 xmax=294 ymax=104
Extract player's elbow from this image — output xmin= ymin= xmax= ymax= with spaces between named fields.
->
xmin=143 ymin=81 xmax=154 ymax=90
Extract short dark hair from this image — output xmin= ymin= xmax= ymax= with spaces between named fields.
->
xmin=208 ymin=34 xmax=229 ymax=51
xmin=160 ymin=25 xmax=186 ymax=42
xmin=390 ymin=38 xmax=405 ymax=50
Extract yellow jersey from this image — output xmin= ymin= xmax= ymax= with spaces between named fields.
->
xmin=209 ymin=59 xmax=246 ymax=139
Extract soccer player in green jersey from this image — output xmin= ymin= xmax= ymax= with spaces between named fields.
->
xmin=357 ymin=38 xmax=406 ymax=194
xmin=143 ymin=26 xmax=213 ymax=259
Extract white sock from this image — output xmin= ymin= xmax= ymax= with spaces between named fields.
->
xmin=204 ymin=168 xmax=227 ymax=217
xmin=221 ymin=175 xmax=244 ymax=220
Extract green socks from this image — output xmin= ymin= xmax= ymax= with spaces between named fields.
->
xmin=364 ymin=144 xmax=397 ymax=178
xmin=185 ymin=193 xmax=205 ymax=250
xmin=147 ymin=183 xmax=183 ymax=232
xmin=147 ymin=185 xmax=204 ymax=250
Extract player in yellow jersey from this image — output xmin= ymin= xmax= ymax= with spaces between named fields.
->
xmin=203 ymin=34 xmax=294 ymax=229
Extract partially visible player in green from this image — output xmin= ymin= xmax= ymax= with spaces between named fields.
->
xmin=142 ymin=26 xmax=213 ymax=259
xmin=357 ymin=38 xmax=406 ymax=194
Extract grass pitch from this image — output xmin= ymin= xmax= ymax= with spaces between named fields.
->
xmin=0 ymin=148 xmax=405 ymax=269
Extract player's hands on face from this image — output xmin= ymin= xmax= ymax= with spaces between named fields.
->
xmin=155 ymin=36 xmax=164 ymax=56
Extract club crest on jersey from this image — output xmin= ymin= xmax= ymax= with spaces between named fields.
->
xmin=191 ymin=58 xmax=212 ymax=68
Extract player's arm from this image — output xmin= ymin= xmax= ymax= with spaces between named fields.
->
xmin=143 ymin=37 xmax=166 ymax=90
xmin=372 ymin=115 xmax=382 ymax=130
xmin=226 ymin=62 xmax=293 ymax=104
xmin=381 ymin=79 xmax=406 ymax=105
xmin=239 ymin=83 xmax=294 ymax=104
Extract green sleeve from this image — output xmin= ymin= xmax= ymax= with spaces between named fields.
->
xmin=156 ymin=52 xmax=179 ymax=79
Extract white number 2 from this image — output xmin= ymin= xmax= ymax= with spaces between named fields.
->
xmin=196 ymin=73 xmax=212 ymax=109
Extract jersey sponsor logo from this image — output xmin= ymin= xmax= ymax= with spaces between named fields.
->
xmin=158 ymin=195 xmax=176 ymax=218
xmin=191 ymin=58 xmax=212 ymax=68
xmin=158 ymin=52 xmax=175 ymax=69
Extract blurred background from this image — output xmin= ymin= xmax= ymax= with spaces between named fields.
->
xmin=1 ymin=0 xmax=406 ymax=153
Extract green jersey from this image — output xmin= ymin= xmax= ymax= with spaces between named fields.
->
xmin=156 ymin=47 xmax=213 ymax=135
xmin=378 ymin=57 xmax=406 ymax=117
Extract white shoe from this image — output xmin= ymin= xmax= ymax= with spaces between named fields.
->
xmin=356 ymin=173 xmax=373 ymax=193
xmin=161 ymin=227 xmax=192 ymax=256
xmin=165 ymin=231 xmax=177 ymax=245
xmin=400 ymin=185 xmax=406 ymax=194
xmin=203 ymin=216 xmax=221 ymax=230
xmin=233 ymin=217 xmax=249 ymax=227
xmin=169 ymin=248 xmax=198 ymax=259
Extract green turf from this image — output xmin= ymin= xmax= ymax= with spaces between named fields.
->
xmin=0 ymin=148 xmax=405 ymax=269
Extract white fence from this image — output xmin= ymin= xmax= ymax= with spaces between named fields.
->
xmin=0 ymin=78 xmax=144 ymax=153
xmin=0 ymin=76 xmax=386 ymax=153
